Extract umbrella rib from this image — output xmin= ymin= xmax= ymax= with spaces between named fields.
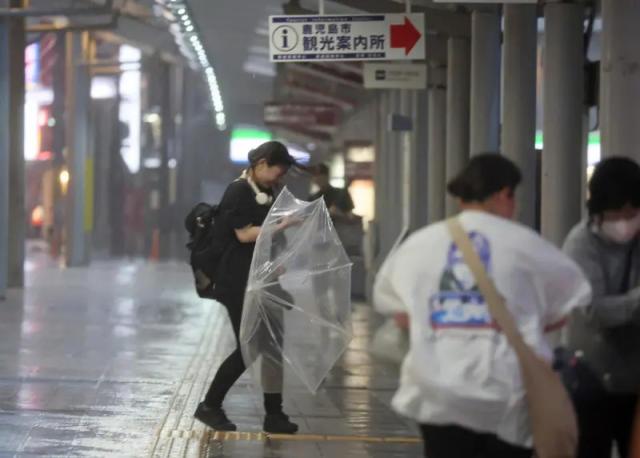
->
xmin=247 ymin=265 xmax=352 ymax=294
xmin=260 ymin=289 xmax=353 ymax=337
xmin=252 ymin=204 xmax=339 ymax=284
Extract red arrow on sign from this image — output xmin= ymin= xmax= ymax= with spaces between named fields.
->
xmin=390 ymin=17 xmax=422 ymax=55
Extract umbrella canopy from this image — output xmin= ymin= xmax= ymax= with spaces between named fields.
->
xmin=240 ymin=187 xmax=353 ymax=394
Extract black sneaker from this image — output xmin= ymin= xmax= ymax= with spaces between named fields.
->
xmin=194 ymin=403 xmax=236 ymax=431
xmin=263 ymin=412 xmax=299 ymax=434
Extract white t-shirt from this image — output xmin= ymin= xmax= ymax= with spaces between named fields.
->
xmin=373 ymin=211 xmax=592 ymax=447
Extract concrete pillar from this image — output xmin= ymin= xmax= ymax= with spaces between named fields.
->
xmin=427 ymin=65 xmax=447 ymax=224
xmin=414 ymin=89 xmax=429 ymax=228
xmin=502 ymin=5 xmax=538 ymax=228
xmin=600 ymin=0 xmax=640 ymax=161
xmin=8 ymin=6 xmax=24 ymax=288
xmin=541 ymin=3 xmax=584 ymax=246
xmin=0 ymin=4 xmax=26 ymax=293
xmin=399 ymin=89 xmax=417 ymax=232
xmin=470 ymin=10 xmax=501 ymax=155
xmin=387 ymin=90 xmax=402 ymax=249
xmin=374 ymin=91 xmax=388 ymax=241
xmin=445 ymin=37 xmax=471 ymax=216
xmin=0 ymin=17 xmax=9 ymax=297
xmin=65 ymin=32 xmax=91 ymax=266
xmin=159 ymin=62 xmax=172 ymax=259
xmin=374 ymin=91 xmax=392 ymax=266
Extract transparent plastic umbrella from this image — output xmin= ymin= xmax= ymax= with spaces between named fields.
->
xmin=240 ymin=187 xmax=353 ymax=395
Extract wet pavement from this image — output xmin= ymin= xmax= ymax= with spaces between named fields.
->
xmin=0 ymin=245 xmax=421 ymax=457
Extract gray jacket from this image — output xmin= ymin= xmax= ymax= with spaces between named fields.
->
xmin=563 ymin=220 xmax=640 ymax=393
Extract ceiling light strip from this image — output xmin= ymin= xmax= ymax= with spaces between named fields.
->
xmin=155 ymin=0 xmax=226 ymax=130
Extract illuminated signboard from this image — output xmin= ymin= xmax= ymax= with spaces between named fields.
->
xmin=25 ymin=43 xmax=39 ymax=90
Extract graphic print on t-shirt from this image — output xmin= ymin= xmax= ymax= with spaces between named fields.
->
xmin=429 ymin=231 xmax=496 ymax=329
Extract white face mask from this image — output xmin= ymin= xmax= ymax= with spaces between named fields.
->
xmin=601 ymin=213 xmax=640 ymax=244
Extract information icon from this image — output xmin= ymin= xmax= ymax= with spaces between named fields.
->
xmin=272 ymin=25 xmax=298 ymax=52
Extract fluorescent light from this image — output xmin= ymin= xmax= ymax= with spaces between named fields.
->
xmin=230 ymin=127 xmax=272 ymax=163
xmin=119 ymin=44 xmax=141 ymax=63
xmin=143 ymin=113 xmax=161 ymax=123
xmin=91 ymin=76 xmax=117 ymax=99
xmin=25 ymin=87 xmax=54 ymax=104
xmin=118 ymin=49 xmax=141 ymax=173
xmin=144 ymin=158 xmax=161 ymax=168
xmin=24 ymin=98 xmax=39 ymax=161
xmin=165 ymin=2 xmax=225 ymax=131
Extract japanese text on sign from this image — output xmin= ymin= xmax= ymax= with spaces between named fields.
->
xmin=269 ymin=14 xmax=425 ymax=63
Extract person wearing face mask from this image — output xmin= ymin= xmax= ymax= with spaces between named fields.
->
xmin=194 ymin=141 xmax=301 ymax=434
xmin=562 ymin=157 xmax=640 ymax=458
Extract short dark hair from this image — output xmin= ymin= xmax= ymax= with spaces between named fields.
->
xmin=312 ymin=163 xmax=330 ymax=177
xmin=587 ymin=157 xmax=640 ymax=216
xmin=248 ymin=141 xmax=296 ymax=168
xmin=447 ymin=153 xmax=522 ymax=202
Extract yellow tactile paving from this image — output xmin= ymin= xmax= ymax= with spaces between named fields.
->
xmin=160 ymin=429 xmax=421 ymax=444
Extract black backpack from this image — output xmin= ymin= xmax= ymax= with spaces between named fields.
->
xmin=185 ymin=202 xmax=226 ymax=299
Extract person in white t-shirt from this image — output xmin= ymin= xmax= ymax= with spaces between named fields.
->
xmin=374 ymin=154 xmax=592 ymax=458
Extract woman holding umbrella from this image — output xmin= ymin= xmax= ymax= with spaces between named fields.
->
xmin=194 ymin=141 xmax=299 ymax=434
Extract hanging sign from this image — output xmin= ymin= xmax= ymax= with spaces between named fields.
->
xmin=363 ymin=63 xmax=427 ymax=89
xmin=269 ymin=14 xmax=425 ymax=62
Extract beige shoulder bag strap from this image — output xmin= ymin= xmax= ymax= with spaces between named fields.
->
xmin=446 ymin=217 xmax=578 ymax=458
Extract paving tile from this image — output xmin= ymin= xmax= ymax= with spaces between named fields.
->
xmin=1 ymin=253 xmax=420 ymax=457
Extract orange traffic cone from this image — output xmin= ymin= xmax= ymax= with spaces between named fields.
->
xmin=151 ymin=229 xmax=160 ymax=262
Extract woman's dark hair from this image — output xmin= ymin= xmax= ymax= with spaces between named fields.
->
xmin=587 ymin=157 xmax=640 ymax=216
xmin=447 ymin=153 xmax=522 ymax=202
xmin=248 ymin=141 xmax=296 ymax=169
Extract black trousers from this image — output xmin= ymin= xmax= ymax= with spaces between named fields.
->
xmin=203 ymin=289 xmax=285 ymax=411
xmin=573 ymin=392 xmax=637 ymax=458
xmin=420 ymin=424 xmax=533 ymax=458
xmin=203 ymin=292 xmax=247 ymax=409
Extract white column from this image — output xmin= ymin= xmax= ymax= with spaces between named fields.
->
xmin=0 ymin=17 xmax=10 ymax=297
xmin=400 ymin=89 xmax=419 ymax=232
xmin=541 ymin=3 xmax=584 ymax=246
xmin=65 ymin=32 xmax=91 ymax=266
xmin=502 ymin=5 xmax=538 ymax=228
xmin=388 ymin=90 xmax=403 ymax=246
xmin=600 ymin=0 xmax=640 ymax=161
xmin=445 ymin=37 xmax=471 ymax=216
xmin=427 ymin=65 xmax=447 ymax=224
xmin=0 ymin=4 xmax=26 ymax=291
xmin=470 ymin=10 xmax=501 ymax=155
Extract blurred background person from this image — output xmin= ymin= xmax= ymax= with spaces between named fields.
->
xmin=562 ymin=157 xmax=640 ymax=458
xmin=374 ymin=154 xmax=592 ymax=458
xmin=309 ymin=163 xmax=355 ymax=223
